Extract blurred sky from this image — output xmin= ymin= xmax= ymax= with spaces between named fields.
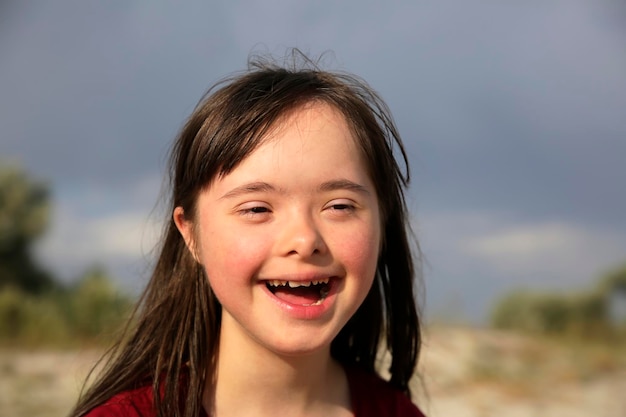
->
xmin=1 ymin=0 xmax=625 ymax=322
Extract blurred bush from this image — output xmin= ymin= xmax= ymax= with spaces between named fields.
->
xmin=491 ymin=264 xmax=626 ymax=340
xmin=0 ymin=268 xmax=133 ymax=347
xmin=63 ymin=266 xmax=133 ymax=341
xmin=0 ymin=285 xmax=69 ymax=346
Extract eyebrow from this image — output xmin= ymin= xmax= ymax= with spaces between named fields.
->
xmin=219 ymin=181 xmax=277 ymax=200
xmin=318 ymin=179 xmax=371 ymax=195
xmin=219 ymin=178 xmax=371 ymax=200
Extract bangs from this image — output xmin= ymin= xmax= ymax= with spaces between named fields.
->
xmin=171 ymin=64 xmax=408 ymax=230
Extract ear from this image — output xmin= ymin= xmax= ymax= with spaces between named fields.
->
xmin=173 ymin=206 xmax=200 ymax=262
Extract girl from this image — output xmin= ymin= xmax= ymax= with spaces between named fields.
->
xmin=71 ymin=53 xmax=425 ymax=417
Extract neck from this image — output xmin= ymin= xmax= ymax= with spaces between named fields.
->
xmin=204 ymin=314 xmax=351 ymax=417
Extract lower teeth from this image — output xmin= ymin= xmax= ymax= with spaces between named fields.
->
xmin=303 ymin=294 xmax=327 ymax=307
xmin=304 ymin=285 xmax=330 ymax=306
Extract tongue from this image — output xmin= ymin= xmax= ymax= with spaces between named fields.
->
xmin=272 ymin=286 xmax=321 ymax=305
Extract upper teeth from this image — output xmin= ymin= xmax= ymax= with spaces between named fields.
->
xmin=266 ymin=278 xmax=329 ymax=288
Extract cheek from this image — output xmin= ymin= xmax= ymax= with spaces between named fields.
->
xmin=334 ymin=224 xmax=381 ymax=279
xmin=199 ymin=229 xmax=268 ymax=289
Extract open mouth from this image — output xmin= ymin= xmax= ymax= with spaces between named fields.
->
xmin=265 ymin=278 xmax=331 ymax=306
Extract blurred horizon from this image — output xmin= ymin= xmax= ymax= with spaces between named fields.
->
xmin=1 ymin=0 xmax=625 ymax=322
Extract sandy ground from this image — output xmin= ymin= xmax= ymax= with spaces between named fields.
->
xmin=1 ymin=326 xmax=624 ymax=417
xmin=0 ymin=349 xmax=101 ymax=417
xmin=412 ymin=326 xmax=626 ymax=417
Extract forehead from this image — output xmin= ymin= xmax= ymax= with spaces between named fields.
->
xmin=262 ymin=102 xmax=364 ymax=167
xmin=266 ymin=101 xmax=354 ymax=143
xmin=210 ymin=102 xmax=373 ymax=191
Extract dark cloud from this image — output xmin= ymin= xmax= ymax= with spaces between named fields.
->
xmin=2 ymin=0 xmax=625 ymax=320
xmin=0 ymin=2 xmax=239 ymax=185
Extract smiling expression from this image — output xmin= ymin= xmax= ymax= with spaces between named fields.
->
xmin=175 ymin=102 xmax=382 ymax=356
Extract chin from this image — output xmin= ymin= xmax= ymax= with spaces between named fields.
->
xmin=261 ymin=333 xmax=335 ymax=358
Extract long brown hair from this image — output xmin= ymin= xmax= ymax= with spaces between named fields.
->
xmin=72 ymin=52 xmax=422 ymax=417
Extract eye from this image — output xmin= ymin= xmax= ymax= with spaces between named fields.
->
xmin=331 ymin=203 xmax=353 ymax=211
xmin=237 ymin=203 xmax=272 ymax=220
xmin=325 ymin=199 xmax=357 ymax=215
xmin=246 ymin=206 xmax=270 ymax=214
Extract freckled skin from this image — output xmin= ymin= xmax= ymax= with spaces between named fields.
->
xmin=175 ymin=102 xmax=381 ymax=357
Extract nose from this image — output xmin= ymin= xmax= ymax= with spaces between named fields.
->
xmin=278 ymin=210 xmax=328 ymax=258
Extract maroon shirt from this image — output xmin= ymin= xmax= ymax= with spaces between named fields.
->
xmin=84 ymin=367 xmax=426 ymax=417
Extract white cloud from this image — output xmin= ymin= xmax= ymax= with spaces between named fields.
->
xmin=417 ymin=211 xmax=626 ymax=283
xmin=415 ymin=210 xmax=626 ymax=321
xmin=467 ymin=223 xmax=580 ymax=259
xmin=34 ymin=200 xmax=163 ymax=283
xmin=461 ymin=220 xmax=626 ymax=287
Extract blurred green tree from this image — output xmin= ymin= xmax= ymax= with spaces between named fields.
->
xmin=0 ymin=162 xmax=135 ymax=346
xmin=491 ymin=264 xmax=626 ymax=339
xmin=601 ymin=265 xmax=626 ymax=327
xmin=600 ymin=264 xmax=626 ymax=294
xmin=0 ymin=162 xmax=56 ymax=293
xmin=64 ymin=265 xmax=133 ymax=339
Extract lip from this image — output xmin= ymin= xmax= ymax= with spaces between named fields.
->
xmin=260 ymin=276 xmax=340 ymax=320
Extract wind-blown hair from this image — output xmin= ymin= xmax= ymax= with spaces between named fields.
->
xmin=71 ymin=53 xmax=422 ymax=417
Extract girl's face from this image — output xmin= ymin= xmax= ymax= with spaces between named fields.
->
xmin=175 ymin=102 xmax=381 ymax=357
